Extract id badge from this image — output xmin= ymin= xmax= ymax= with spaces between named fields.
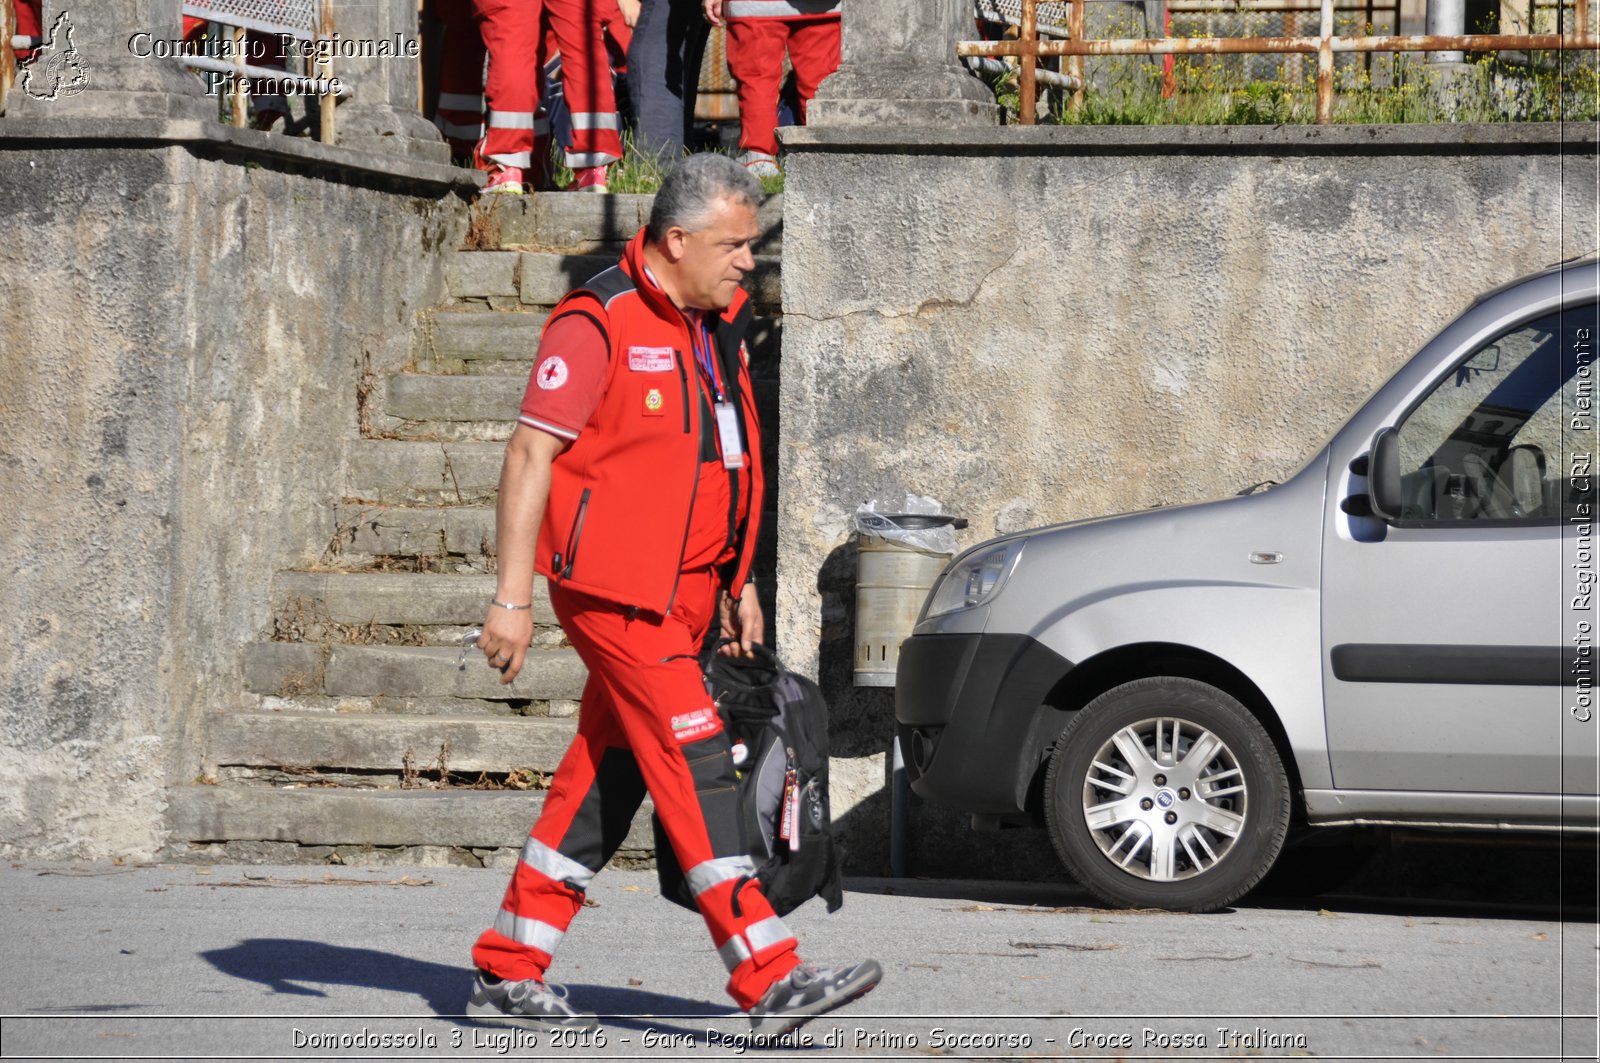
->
xmin=714 ymin=401 xmax=744 ymax=469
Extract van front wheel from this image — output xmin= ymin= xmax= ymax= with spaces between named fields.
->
xmin=1043 ymin=677 xmax=1290 ymax=912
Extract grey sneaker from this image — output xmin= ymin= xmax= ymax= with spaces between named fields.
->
xmin=466 ymin=971 xmax=597 ymax=1030
xmin=748 ymin=960 xmax=882 ymax=1040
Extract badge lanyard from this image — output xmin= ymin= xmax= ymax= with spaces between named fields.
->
xmin=693 ymin=315 xmax=744 ymax=469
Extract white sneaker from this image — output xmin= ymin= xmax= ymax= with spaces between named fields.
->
xmin=737 ymin=151 xmax=782 ymax=179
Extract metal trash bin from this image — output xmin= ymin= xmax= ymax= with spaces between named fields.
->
xmin=853 ymin=513 xmax=963 ymax=687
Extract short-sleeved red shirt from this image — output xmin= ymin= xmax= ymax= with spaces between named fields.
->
xmin=517 ymin=313 xmax=609 ymax=441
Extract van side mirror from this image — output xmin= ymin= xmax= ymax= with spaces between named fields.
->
xmin=1367 ymin=427 xmax=1404 ymax=522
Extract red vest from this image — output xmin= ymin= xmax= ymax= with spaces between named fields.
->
xmin=534 ymin=230 xmax=765 ymax=615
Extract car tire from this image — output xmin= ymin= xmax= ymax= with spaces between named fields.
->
xmin=1043 ymin=676 xmax=1291 ymax=912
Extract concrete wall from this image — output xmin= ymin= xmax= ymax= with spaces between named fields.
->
xmin=776 ymin=122 xmax=1599 ymax=876
xmin=0 ymin=122 xmax=470 ymax=859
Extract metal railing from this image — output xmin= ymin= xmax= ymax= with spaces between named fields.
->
xmin=181 ymin=0 xmax=346 ymax=141
xmin=961 ymin=0 xmax=1600 ymax=124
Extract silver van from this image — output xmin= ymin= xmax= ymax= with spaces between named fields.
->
xmin=895 ymin=257 xmax=1598 ymax=911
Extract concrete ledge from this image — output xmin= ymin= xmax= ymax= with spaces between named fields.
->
xmin=0 ymin=118 xmax=480 ymax=192
xmin=782 ymin=121 xmax=1600 ymax=156
xmin=165 ymin=784 xmax=654 ymax=849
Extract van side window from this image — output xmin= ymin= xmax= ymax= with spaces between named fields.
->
xmin=1393 ymin=303 xmax=1597 ymax=522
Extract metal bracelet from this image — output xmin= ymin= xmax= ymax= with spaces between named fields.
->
xmin=490 ymin=598 xmax=533 ymax=611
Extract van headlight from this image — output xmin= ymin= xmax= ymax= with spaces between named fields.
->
xmin=923 ymin=541 xmax=1025 ymax=620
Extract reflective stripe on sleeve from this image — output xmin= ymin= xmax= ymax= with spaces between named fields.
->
xmin=685 ymin=855 xmax=756 ymax=898
xmin=518 ymin=414 xmax=579 ymax=441
xmin=568 ymin=111 xmax=621 ymax=131
xmin=519 ymin=836 xmax=596 ymax=890
xmin=492 ymin=908 xmax=565 ymax=955
xmin=715 ymin=916 xmax=793 ymax=972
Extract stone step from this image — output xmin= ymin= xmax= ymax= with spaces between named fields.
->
xmin=166 ymin=784 xmax=654 ymax=852
xmin=423 ymin=309 xmax=784 ymax=370
xmin=387 ymin=373 xmax=525 ymax=424
xmin=428 ymin=308 xmax=546 ymax=362
xmin=469 ymin=192 xmax=782 ymax=255
xmin=207 ymin=710 xmax=576 ymax=774
xmin=516 ymin=252 xmax=782 ymax=310
xmin=385 ymin=372 xmax=781 ymax=429
xmin=329 ymin=501 xmax=496 ymax=561
xmin=346 ymin=439 xmax=505 ymax=504
xmin=275 ymin=571 xmax=557 ymax=629
xmin=242 ymin=642 xmax=586 ymax=702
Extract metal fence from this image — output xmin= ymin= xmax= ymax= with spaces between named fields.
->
xmin=962 ymin=0 xmax=1600 ymax=123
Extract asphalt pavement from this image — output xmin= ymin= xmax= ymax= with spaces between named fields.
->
xmin=0 ymin=860 xmax=1595 ymax=1061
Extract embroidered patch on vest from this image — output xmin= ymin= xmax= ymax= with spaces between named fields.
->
xmin=669 ymin=706 xmax=722 ymax=743
xmin=536 ymin=356 xmax=569 ymax=390
xmin=627 ymin=346 xmax=675 ymax=372
xmin=642 ymin=386 xmax=665 ymax=416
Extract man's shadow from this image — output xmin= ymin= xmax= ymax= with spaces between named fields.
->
xmin=199 ymin=939 xmax=737 ymax=1036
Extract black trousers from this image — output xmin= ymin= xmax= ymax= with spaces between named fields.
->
xmin=626 ymin=0 xmax=710 ymax=161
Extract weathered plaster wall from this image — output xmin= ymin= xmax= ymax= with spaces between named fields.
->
xmin=0 ymin=128 xmax=468 ymax=858
xmin=777 ymin=123 xmax=1599 ymax=875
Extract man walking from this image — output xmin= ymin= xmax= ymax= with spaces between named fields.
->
xmin=467 ymin=153 xmax=880 ymax=1039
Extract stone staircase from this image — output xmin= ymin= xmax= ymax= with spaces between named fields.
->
xmin=164 ymin=193 xmax=784 ymax=868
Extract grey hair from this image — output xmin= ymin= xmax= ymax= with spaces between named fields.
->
xmin=646 ymin=153 xmax=762 ymax=242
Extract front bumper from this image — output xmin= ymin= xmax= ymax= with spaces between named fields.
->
xmin=894 ymin=632 xmax=1075 ymax=816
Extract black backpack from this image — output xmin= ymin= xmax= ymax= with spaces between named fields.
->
xmin=654 ymin=645 xmax=845 ymax=917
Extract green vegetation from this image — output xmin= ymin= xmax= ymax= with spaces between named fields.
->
xmin=1032 ymin=51 xmax=1599 ymax=126
xmin=980 ymin=5 xmax=1598 ymax=126
xmin=552 ymin=132 xmax=784 ymax=195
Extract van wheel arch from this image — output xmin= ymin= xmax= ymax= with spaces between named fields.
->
xmin=1022 ymin=644 xmax=1303 ymax=825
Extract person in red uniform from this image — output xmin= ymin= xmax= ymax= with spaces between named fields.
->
xmin=431 ymin=0 xmax=489 ymax=163
xmin=473 ymin=0 xmax=624 ymax=194
xmin=704 ymin=0 xmax=841 ymax=178
xmin=467 ymin=153 xmax=879 ymax=1038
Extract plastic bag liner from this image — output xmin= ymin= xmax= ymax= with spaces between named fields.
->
xmin=853 ymin=496 xmax=964 ymax=556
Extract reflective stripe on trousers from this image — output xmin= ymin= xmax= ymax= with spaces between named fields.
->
xmin=725 ymin=0 xmax=840 ymax=15
xmin=492 ymin=908 xmax=565 ymax=956
xmin=569 ymin=111 xmax=621 ymax=131
xmin=716 ymin=915 xmax=795 ymax=972
xmin=521 ymin=836 xmax=596 ymax=891
xmin=686 ymin=855 xmax=755 ymax=898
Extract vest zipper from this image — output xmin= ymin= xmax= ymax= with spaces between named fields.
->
xmin=665 ymin=349 xmax=700 ymax=614
xmin=674 ymin=349 xmax=691 ymax=434
xmin=558 ymin=487 xmax=590 ymax=579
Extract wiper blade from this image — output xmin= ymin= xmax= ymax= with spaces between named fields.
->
xmin=1237 ymin=480 xmax=1280 ymax=496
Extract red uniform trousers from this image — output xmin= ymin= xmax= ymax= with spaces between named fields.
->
xmin=470 ymin=568 xmax=801 ymax=1009
xmin=433 ymin=0 xmax=489 ymax=157
xmin=15 ymin=0 xmax=41 ymax=60
xmin=724 ymin=14 xmax=840 ymax=157
xmin=472 ymin=0 xmax=622 ymax=169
